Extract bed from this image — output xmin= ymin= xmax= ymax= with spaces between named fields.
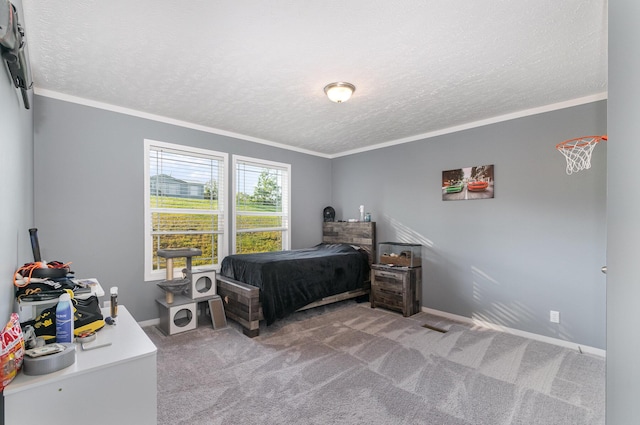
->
xmin=217 ymin=222 xmax=376 ymax=337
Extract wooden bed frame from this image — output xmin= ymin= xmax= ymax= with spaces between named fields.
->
xmin=216 ymin=222 xmax=376 ymax=337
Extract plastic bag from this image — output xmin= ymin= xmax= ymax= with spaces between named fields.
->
xmin=1 ymin=313 xmax=25 ymax=390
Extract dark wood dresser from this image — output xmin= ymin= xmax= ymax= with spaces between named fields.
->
xmin=371 ymin=264 xmax=421 ymax=316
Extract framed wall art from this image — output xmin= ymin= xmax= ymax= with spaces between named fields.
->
xmin=442 ymin=164 xmax=494 ymax=201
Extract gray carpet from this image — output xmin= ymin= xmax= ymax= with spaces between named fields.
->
xmin=144 ymin=301 xmax=604 ymax=425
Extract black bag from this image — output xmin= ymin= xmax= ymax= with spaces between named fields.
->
xmin=21 ymin=294 xmax=105 ymax=343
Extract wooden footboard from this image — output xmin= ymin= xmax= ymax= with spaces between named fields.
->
xmin=216 ymin=275 xmax=262 ymax=337
xmin=216 ymin=275 xmax=370 ymax=337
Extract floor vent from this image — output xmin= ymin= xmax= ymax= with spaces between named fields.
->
xmin=422 ymin=324 xmax=448 ymax=333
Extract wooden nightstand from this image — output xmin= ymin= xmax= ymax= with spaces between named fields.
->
xmin=370 ymin=264 xmax=421 ymax=316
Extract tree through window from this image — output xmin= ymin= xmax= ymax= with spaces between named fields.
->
xmin=233 ymin=156 xmax=290 ymax=254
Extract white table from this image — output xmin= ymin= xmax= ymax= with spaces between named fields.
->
xmin=4 ymin=306 xmax=157 ymax=425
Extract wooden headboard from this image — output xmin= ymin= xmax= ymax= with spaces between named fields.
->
xmin=322 ymin=222 xmax=376 ymax=265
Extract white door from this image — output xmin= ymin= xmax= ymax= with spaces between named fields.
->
xmin=606 ymin=2 xmax=640 ymax=423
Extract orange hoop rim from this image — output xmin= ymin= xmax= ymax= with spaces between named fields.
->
xmin=556 ymin=135 xmax=608 ymax=150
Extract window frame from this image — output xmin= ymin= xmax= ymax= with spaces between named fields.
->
xmin=232 ymin=155 xmax=291 ymax=254
xmin=144 ymin=139 xmax=229 ymax=281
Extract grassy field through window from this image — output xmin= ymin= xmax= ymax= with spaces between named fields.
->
xmin=151 ymin=196 xmax=283 ymax=270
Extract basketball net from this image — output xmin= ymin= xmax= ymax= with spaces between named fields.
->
xmin=556 ymin=135 xmax=607 ymax=175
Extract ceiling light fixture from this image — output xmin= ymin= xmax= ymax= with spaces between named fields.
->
xmin=324 ymin=82 xmax=356 ymax=103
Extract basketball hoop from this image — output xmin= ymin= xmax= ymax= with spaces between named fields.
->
xmin=556 ymin=135 xmax=607 ymax=175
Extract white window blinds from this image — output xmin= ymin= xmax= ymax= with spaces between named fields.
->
xmin=145 ymin=140 xmax=227 ymax=280
xmin=233 ymin=156 xmax=290 ymax=254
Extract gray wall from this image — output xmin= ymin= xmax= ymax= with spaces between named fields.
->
xmin=32 ymin=94 xmax=607 ymax=348
xmin=332 ymin=101 xmax=607 ymax=349
xmin=30 ymin=96 xmax=607 ymax=350
xmin=32 ymin=95 xmax=332 ymax=322
xmin=607 ymin=1 xmax=640 ymax=423
xmin=0 ymin=0 xmax=34 ymax=322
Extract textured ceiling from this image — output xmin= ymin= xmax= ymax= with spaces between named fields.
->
xmin=20 ymin=0 xmax=607 ymax=157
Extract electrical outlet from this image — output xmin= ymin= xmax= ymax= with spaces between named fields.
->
xmin=550 ymin=310 xmax=560 ymax=324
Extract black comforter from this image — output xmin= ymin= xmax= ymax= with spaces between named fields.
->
xmin=220 ymin=243 xmax=370 ymax=325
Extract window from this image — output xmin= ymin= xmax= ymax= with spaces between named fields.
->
xmin=233 ymin=156 xmax=290 ymax=254
xmin=144 ymin=140 xmax=228 ymax=281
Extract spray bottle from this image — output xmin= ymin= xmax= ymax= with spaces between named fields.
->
xmin=110 ymin=286 xmax=118 ymax=318
xmin=55 ymin=292 xmax=74 ymax=343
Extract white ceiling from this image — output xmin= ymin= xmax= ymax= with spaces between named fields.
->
xmin=20 ymin=0 xmax=608 ymax=158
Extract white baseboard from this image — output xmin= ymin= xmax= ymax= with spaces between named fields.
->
xmin=136 ymin=306 xmax=606 ymax=357
xmin=138 ymin=318 xmax=160 ymax=328
xmin=422 ymin=307 xmax=606 ymax=358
